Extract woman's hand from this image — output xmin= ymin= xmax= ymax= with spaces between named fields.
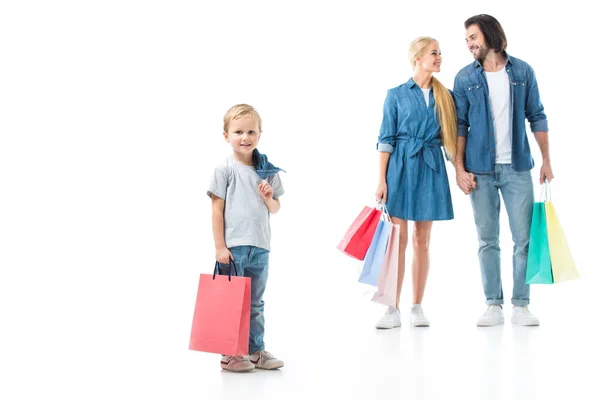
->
xmin=376 ymin=181 xmax=388 ymax=203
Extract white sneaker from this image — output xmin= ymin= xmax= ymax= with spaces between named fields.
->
xmin=249 ymin=350 xmax=284 ymax=370
xmin=220 ymin=355 xmax=255 ymax=372
xmin=511 ymin=306 xmax=540 ymax=326
xmin=375 ymin=306 xmax=401 ymax=329
xmin=476 ymin=305 xmax=504 ymax=327
xmin=410 ymin=304 xmax=430 ymax=327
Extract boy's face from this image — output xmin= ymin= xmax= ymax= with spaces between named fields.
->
xmin=223 ymin=115 xmax=261 ymax=156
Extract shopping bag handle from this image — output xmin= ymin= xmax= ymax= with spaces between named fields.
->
xmin=539 ymin=179 xmax=552 ymax=202
xmin=377 ymin=200 xmax=392 ymax=222
xmin=212 ymin=258 xmax=239 ymax=281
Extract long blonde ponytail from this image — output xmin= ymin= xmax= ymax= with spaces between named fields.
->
xmin=431 ymin=76 xmax=457 ymax=159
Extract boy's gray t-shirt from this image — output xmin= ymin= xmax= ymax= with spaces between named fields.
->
xmin=207 ymin=155 xmax=284 ymax=251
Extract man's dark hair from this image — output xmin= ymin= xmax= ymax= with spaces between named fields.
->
xmin=465 ymin=14 xmax=507 ymax=54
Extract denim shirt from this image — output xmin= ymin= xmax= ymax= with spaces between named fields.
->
xmin=453 ymin=54 xmax=548 ymax=173
xmin=252 ymin=149 xmax=285 ymax=180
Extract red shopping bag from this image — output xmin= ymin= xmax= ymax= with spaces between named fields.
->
xmin=337 ymin=205 xmax=383 ymax=260
xmin=189 ymin=261 xmax=251 ymax=356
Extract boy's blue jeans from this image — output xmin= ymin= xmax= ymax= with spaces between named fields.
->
xmin=219 ymin=246 xmax=269 ymax=354
xmin=470 ymin=164 xmax=534 ymax=306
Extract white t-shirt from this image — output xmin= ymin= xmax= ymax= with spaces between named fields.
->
xmin=485 ymin=68 xmax=511 ymax=163
xmin=421 ymin=88 xmax=431 ymax=107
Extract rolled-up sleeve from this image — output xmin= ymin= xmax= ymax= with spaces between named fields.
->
xmin=377 ymin=89 xmax=398 ymax=153
xmin=453 ymin=74 xmax=470 ymax=137
xmin=525 ymin=66 xmax=549 ymax=133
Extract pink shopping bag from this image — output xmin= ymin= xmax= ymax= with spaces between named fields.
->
xmin=371 ymin=223 xmax=400 ymax=307
xmin=189 ymin=261 xmax=251 ymax=355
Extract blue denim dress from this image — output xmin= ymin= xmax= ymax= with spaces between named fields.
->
xmin=377 ymin=78 xmax=453 ymax=221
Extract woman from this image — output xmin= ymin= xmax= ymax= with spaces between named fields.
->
xmin=375 ymin=37 xmax=457 ymax=328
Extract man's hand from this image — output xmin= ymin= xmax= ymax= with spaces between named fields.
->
xmin=540 ymin=163 xmax=554 ymax=184
xmin=456 ymin=169 xmax=476 ymax=195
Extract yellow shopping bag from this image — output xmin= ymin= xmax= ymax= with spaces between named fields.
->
xmin=545 ymin=201 xmax=579 ymax=283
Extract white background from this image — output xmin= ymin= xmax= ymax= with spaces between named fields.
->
xmin=1 ymin=1 xmax=598 ymax=399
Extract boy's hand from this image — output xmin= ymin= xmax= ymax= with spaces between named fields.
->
xmin=258 ymin=181 xmax=274 ymax=202
xmin=216 ymin=247 xmax=233 ymax=264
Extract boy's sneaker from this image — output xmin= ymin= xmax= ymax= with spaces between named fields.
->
xmin=375 ymin=306 xmax=401 ymax=329
xmin=220 ymin=355 xmax=255 ymax=372
xmin=249 ymin=350 xmax=284 ymax=370
xmin=476 ymin=305 xmax=504 ymax=326
xmin=511 ymin=306 xmax=540 ymax=326
xmin=410 ymin=304 xmax=430 ymax=327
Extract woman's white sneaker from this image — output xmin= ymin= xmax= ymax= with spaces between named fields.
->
xmin=375 ymin=306 xmax=401 ymax=329
xmin=410 ymin=304 xmax=430 ymax=327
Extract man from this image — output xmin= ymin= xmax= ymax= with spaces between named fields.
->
xmin=453 ymin=14 xmax=554 ymax=326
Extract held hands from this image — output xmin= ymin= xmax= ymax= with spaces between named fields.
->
xmin=216 ymin=247 xmax=233 ymax=264
xmin=258 ymin=181 xmax=274 ymax=202
xmin=456 ymin=169 xmax=477 ymax=195
xmin=376 ymin=181 xmax=387 ymax=203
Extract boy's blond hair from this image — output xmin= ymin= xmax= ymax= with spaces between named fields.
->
xmin=223 ymin=104 xmax=262 ymax=132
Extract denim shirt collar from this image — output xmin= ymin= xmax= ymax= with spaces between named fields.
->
xmin=252 ymin=149 xmax=285 ymax=180
xmin=407 ymin=77 xmax=432 ymax=89
xmin=473 ymin=52 xmax=513 ymax=70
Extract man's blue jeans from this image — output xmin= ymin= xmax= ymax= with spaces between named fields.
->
xmin=470 ymin=164 xmax=534 ymax=306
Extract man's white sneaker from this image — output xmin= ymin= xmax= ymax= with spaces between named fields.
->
xmin=221 ymin=355 xmax=255 ymax=372
xmin=410 ymin=304 xmax=430 ymax=327
xmin=375 ymin=306 xmax=401 ymax=329
xmin=476 ymin=305 xmax=504 ymax=327
xmin=511 ymin=306 xmax=540 ymax=326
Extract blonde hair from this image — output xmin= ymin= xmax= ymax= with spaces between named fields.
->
xmin=408 ymin=37 xmax=457 ymax=159
xmin=223 ymin=104 xmax=262 ymax=132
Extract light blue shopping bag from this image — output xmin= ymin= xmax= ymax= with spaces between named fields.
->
xmin=358 ymin=206 xmax=392 ymax=286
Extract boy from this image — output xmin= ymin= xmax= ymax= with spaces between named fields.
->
xmin=207 ymin=104 xmax=285 ymax=372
